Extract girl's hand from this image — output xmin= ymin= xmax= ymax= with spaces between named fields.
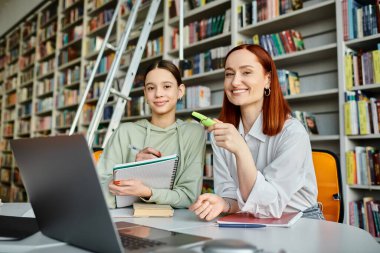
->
xmin=135 ymin=147 xmax=161 ymax=161
xmin=189 ymin=193 xmax=229 ymax=221
xmin=109 ymin=179 xmax=152 ymax=198
xmin=208 ymin=119 xmax=246 ymax=154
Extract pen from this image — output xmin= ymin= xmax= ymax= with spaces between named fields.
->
xmin=128 ymin=144 xmax=141 ymax=153
xmin=129 ymin=144 xmax=161 ymax=157
xmin=217 ymin=223 xmax=266 ymax=228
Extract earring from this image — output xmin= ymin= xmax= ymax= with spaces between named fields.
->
xmin=178 ymin=97 xmax=182 ymax=101
xmin=264 ymin=87 xmax=271 ymax=96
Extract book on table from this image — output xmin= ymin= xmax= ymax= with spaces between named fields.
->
xmin=113 ymin=154 xmax=179 ymax=208
xmin=133 ymin=203 xmax=174 ymax=217
xmin=217 ymin=212 xmax=303 ymax=228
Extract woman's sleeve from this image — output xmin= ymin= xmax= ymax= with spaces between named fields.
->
xmin=97 ymin=126 xmax=128 ymax=209
xmin=238 ymin=126 xmax=312 ymax=218
xmin=212 ymin=134 xmax=238 ymax=200
xmin=147 ymin=126 xmax=206 ymax=208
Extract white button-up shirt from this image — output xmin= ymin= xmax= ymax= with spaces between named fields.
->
xmin=212 ymin=113 xmax=318 ymax=218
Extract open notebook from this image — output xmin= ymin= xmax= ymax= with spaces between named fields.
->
xmin=113 ymin=154 xmax=179 ymax=207
xmin=217 ymin=212 xmax=303 ymax=228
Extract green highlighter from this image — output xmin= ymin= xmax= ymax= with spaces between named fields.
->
xmin=191 ymin=111 xmax=216 ymax=127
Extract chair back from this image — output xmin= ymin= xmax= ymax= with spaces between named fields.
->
xmin=93 ymin=149 xmax=103 ymax=164
xmin=312 ymin=150 xmax=344 ymax=223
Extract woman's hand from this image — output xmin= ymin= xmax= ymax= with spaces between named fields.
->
xmin=109 ymin=179 xmax=152 ymax=198
xmin=208 ymin=119 xmax=246 ymax=155
xmin=189 ymin=193 xmax=229 ymax=221
xmin=135 ymin=147 xmax=161 ymax=161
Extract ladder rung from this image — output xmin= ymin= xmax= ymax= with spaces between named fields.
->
xmin=106 ymin=43 xmax=116 ymax=51
xmin=110 ymin=88 xmax=131 ymax=101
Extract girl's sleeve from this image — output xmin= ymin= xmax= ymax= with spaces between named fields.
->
xmin=146 ymin=125 xmax=206 ymax=208
xmin=97 ymin=126 xmax=128 ymax=208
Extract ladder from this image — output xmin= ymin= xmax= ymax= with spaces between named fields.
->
xmin=69 ymin=0 xmax=161 ymax=148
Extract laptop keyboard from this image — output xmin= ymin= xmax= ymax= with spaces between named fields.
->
xmin=120 ymin=234 xmax=166 ymax=250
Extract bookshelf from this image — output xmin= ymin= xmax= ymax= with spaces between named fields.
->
xmin=338 ymin=0 xmax=380 ymax=240
xmin=0 ymin=0 xmax=379 ymax=239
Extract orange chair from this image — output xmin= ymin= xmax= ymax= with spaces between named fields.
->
xmin=312 ymin=149 xmax=344 ymax=223
xmin=93 ymin=149 xmax=103 ymax=163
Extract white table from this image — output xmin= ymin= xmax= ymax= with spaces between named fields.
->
xmin=0 ymin=203 xmax=379 ymax=253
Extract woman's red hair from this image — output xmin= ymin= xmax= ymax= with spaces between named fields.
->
xmin=219 ymin=44 xmax=291 ymax=136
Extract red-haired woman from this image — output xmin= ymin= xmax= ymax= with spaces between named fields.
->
xmin=190 ymin=44 xmax=323 ymax=220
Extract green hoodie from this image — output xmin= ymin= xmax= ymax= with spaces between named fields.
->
xmin=97 ymin=119 xmax=206 ymax=209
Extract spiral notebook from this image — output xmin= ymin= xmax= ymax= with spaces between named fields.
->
xmin=113 ymin=154 xmax=179 ymax=207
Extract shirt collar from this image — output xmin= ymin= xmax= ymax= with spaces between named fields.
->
xmin=238 ymin=113 xmax=267 ymax=142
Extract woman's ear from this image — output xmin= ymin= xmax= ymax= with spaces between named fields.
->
xmin=178 ymin=83 xmax=185 ymax=99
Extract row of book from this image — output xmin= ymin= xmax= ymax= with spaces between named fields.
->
xmin=292 ymin=111 xmax=319 ymax=135
xmin=87 ymin=9 xmax=114 ymax=34
xmin=18 ymin=87 xmax=33 ymax=102
xmin=3 ymin=110 xmax=15 ymax=122
xmin=346 ymin=146 xmax=380 ymax=186
xmin=0 ymin=168 xmax=11 ymax=183
xmin=18 ymin=103 xmax=32 ymax=118
xmin=6 ymin=93 xmax=16 ymax=106
xmin=9 ymin=48 xmax=19 ymax=63
xmin=35 ymin=97 xmax=53 ymax=114
xmin=87 ymin=81 xmax=105 ymax=100
xmin=184 ymin=11 xmax=230 ymax=46
xmin=87 ymin=0 xmax=114 ymax=13
xmin=35 ymin=115 xmax=52 ymax=132
xmin=38 ymin=41 xmax=55 ymax=60
xmin=277 ymin=69 xmax=300 ymax=96
xmin=4 ymin=63 xmax=19 ymax=78
xmin=59 ymin=66 xmax=81 ymax=87
xmin=343 ymin=0 xmax=380 ymax=41
xmin=55 ymin=110 xmax=76 ymax=128
xmin=0 ymin=154 xmax=12 ymax=167
xmin=21 ymin=36 xmax=36 ymax=54
xmin=61 ymin=26 xmax=83 ymax=47
xmin=349 ymin=197 xmax=380 ymax=238
xmin=19 ymin=53 xmax=35 ymax=71
xmin=344 ymin=90 xmax=380 ymax=135
xmin=182 ymin=45 xmax=231 ymax=78
xmin=38 ymin=22 xmax=56 ymax=43
xmin=56 ymin=89 xmax=79 ymax=109
xmin=8 ymin=30 xmax=20 ymax=46
xmin=345 ymin=46 xmax=380 ymax=90
xmin=171 ymin=9 xmax=230 ymax=50
xmin=185 ymin=86 xmax=211 ymax=109
xmin=251 ymin=29 xmax=305 ymax=58
xmin=40 ymin=4 xmax=57 ymax=28
xmin=58 ymin=47 xmax=80 ymax=66
xmin=2 ymin=123 xmax=14 ymax=137
xmin=36 ymin=58 xmax=55 ymax=77
xmin=36 ymin=78 xmax=54 ymax=97
xmin=17 ymin=120 xmax=31 ymax=135
xmin=22 ymin=20 xmax=37 ymax=39
xmin=0 ymin=140 xmax=10 ymax=152
xmin=238 ymin=0 xmax=303 ymax=28
xmin=20 ymin=68 xmax=34 ymax=85
xmin=4 ymin=77 xmax=17 ymax=91
xmin=61 ymin=5 xmax=83 ymax=28
xmin=85 ymin=36 xmax=104 ymax=55
xmin=85 ymin=53 xmax=115 ymax=78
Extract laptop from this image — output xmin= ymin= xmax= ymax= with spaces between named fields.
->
xmin=10 ymin=135 xmax=209 ymax=253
